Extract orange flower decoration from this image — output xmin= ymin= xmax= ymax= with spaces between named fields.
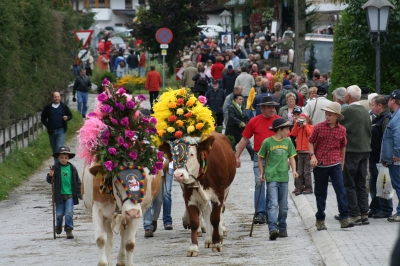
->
xmin=168 ymin=115 xmax=177 ymax=122
xmin=179 ymin=88 xmax=186 ymax=95
xmin=195 ymin=123 xmax=204 ymax=130
xmin=157 ymin=129 xmax=166 ymax=136
xmin=168 ymin=102 xmax=177 ymax=109
xmin=176 ymin=120 xmax=184 ymax=127
xmin=174 ymin=131 xmax=183 ymax=138
xmin=186 ymin=99 xmax=195 ymax=107
xmin=177 ymin=98 xmax=184 ymax=106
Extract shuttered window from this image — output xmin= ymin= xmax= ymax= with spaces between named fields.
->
xmin=84 ymin=0 xmax=109 ymax=8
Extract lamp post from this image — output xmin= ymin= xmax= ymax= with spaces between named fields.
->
xmin=219 ymin=10 xmax=232 ymax=32
xmin=362 ymin=0 xmax=394 ymax=95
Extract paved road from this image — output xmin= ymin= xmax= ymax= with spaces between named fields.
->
xmin=0 ymin=94 xmax=322 ymax=265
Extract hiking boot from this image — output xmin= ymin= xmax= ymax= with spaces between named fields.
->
xmin=294 ymin=189 xmax=302 ymax=196
xmin=254 ymin=214 xmax=266 ymax=224
xmin=269 ymin=230 xmax=279 ymax=240
xmin=55 ymin=226 xmax=62 ymax=235
xmin=361 ymin=214 xmax=369 ymax=225
xmin=164 ymin=224 xmax=173 ymax=230
xmin=279 ymin=229 xmax=288 ymax=237
xmin=144 ymin=229 xmax=153 ymax=238
xmin=340 ymin=218 xmax=354 ymax=228
xmin=66 ymin=227 xmax=74 ymax=239
xmin=152 ymin=221 xmax=157 ymax=233
xmin=388 ymin=215 xmax=400 ymax=222
xmin=315 ymin=220 xmax=327 ymax=231
xmin=349 ymin=216 xmax=362 ymax=226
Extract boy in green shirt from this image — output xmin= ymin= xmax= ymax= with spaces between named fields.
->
xmin=258 ymin=118 xmax=298 ymax=240
xmin=46 ymin=146 xmax=81 ymax=239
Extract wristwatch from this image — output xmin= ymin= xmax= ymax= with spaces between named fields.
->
xmin=310 ymin=153 xmax=315 ymax=157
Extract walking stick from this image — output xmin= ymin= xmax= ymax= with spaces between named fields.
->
xmin=50 ymin=165 xmax=56 ymax=240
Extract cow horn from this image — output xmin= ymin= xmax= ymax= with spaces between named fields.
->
xmin=193 ymin=137 xmax=201 ymax=143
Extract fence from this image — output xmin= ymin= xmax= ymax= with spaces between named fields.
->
xmin=0 ymin=86 xmax=72 ymax=163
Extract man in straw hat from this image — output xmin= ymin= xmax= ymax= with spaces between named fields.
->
xmin=235 ymin=96 xmax=280 ymax=224
xmin=258 ymin=118 xmax=298 ymax=240
xmin=46 ymin=146 xmax=82 ymax=239
xmin=308 ymin=102 xmax=355 ymax=230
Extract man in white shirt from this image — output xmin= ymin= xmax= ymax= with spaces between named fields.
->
xmin=302 ymin=86 xmax=332 ymax=126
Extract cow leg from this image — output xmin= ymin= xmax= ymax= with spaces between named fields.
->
xmin=221 ymin=188 xmax=230 ymax=237
xmin=210 ymin=201 xmax=223 ymax=253
xmin=116 ymin=225 xmax=126 ymax=266
xmin=104 ymin=220 xmax=114 ymax=266
xmin=122 ymin=218 xmax=139 ymax=266
xmin=92 ymin=208 xmax=109 ymax=266
xmin=202 ymin=203 xmax=213 ymax=248
xmin=186 ymin=205 xmax=200 ymax=257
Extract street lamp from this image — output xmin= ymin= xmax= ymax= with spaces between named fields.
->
xmin=362 ymin=0 xmax=394 ymax=94
xmin=219 ymin=10 xmax=232 ymax=32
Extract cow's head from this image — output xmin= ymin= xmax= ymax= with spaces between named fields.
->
xmin=89 ymin=164 xmax=142 ymax=220
xmin=159 ymin=136 xmax=215 ymax=184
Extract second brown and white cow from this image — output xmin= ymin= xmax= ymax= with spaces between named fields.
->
xmin=159 ymin=132 xmax=236 ymax=257
xmin=81 ymin=164 xmax=162 ymax=266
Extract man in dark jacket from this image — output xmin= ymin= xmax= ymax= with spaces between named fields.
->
xmin=41 ymin=92 xmax=73 ymax=163
xmin=221 ymin=65 xmax=238 ymax=95
xmin=73 ymin=69 xmax=92 ymax=118
xmin=192 ymin=67 xmax=210 ymax=96
xmin=205 ymin=80 xmax=226 ymax=126
xmin=127 ymin=49 xmax=139 ymax=73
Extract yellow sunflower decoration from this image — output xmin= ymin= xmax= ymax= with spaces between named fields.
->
xmin=152 ymin=88 xmax=215 ymax=145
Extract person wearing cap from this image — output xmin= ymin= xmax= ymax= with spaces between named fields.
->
xmin=291 ymin=112 xmax=314 ymax=195
xmin=221 ymin=64 xmax=238 ymax=95
xmin=205 ymin=79 xmax=226 ymax=126
xmin=381 ymin=89 xmax=400 ymax=222
xmin=41 ymin=92 xmax=73 ymax=164
xmin=302 ymin=86 xmax=332 ymax=126
xmin=235 ymin=96 xmax=281 ymax=224
xmin=46 ymin=146 xmax=82 ymax=239
xmin=258 ymin=118 xmax=298 ymax=240
xmin=308 ymin=102 xmax=355 ymax=230
xmin=339 ymin=85 xmax=371 ymax=225
xmin=368 ymin=95 xmax=393 ymax=219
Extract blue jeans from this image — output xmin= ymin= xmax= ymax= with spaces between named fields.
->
xmin=254 ymin=155 xmax=268 ymax=219
xmin=369 ymin=161 xmax=393 ymax=216
xmin=267 ymin=182 xmax=288 ymax=232
xmin=128 ymin=67 xmax=138 ymax=75
xmin=143 ymin=183 xmax=163 ymax=230
xmin=77 ymin=91 xmax=89 ymax=116
xmin=72 ymin=65 xmax=80 ymax=78
xmin=138 ymin=67 xmax=146 ymax=77
xmin=116 ymin=70 xmax=125 ymax=78
xmin=314 ymin=164 xmax=350 ymax=221
xmin=56 ymin=197 xmax=74 ymax=230
xmin=49 ymin=128 xmax=66 ymax=164
xmin=162 ymin=168 xmax=174 ymax=225
xmin=388 ymin=164 xmax=400 ymax=216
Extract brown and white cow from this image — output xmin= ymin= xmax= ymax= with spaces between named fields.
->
xmin=159 ymin=132 xmax=236 ymax=257
xmin=81 ymin=164 xmax=162 ymax=266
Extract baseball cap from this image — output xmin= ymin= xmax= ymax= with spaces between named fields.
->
xmin=227 ymin=65 xmax=233 ymax=70
xmin=385 ymin=89 xmax=400 ymax=100
xmin=292 ymin=107 xmax=302 ymax=114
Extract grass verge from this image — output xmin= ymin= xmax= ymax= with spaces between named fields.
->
xmin=0 ymin=110 xmax=83 ymax=201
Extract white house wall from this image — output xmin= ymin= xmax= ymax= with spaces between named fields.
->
xmin=207 ymin=14 xmax=221 ymax=26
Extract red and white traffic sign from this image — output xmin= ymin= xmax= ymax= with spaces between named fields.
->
xmin=74 ymin=30 xmax=94 ymax=49
xmin=156 ymin=28 xmax=173 ymax=44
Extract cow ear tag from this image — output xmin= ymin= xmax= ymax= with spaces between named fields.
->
xmin=96 ymin=172 xmax=103 ymax=179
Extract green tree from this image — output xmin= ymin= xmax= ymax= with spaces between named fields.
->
xmin=132 ymin=0 xmax=209 ymax=75
xmin=330 ymin=0 xmax=400 ymax=94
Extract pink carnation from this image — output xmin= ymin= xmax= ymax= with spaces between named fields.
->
xmin=151 ymin=165 xmax=158 ymax=175
xmin=118 ymin=136 xmax=125 ymax=146
xmin=101 ymin=105 xmax=113 ymax=113
xmin=155 ymin=161 xmax=164 ymax=170
xmin=104 ymin=161 xmax=113 ymax=171
xmin=111 ymin=118 xmax=119 ymax=125
xmin=157 ymin=151 xmax=163 ymax=161
xmin=125 ymin=130 xmax=135 ymax=139
xmin=126 ymin=100 xmax=135 ymax=109
xmin=108 ymin=147 xmax=117 ymax=156
xmin=120 ymin=117 xmax=129 ymax=127
xmin=117 ymin=88 xmax=126 ymax=94
xmin=97 ymin=93 xmax=108 ymax=102
xmin=115 ymin=102 xmax=125 ymax=112
xmin=102 ymin=78 xmax=110 ymax=86
xmin=149 ymin=117 xmax=157 ymax=125
xmin=129 ymin=151 xmax=138 ymax=160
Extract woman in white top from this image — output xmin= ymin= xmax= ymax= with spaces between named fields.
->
xmin=204 ymin=60 xmax=213 ymax=79
xmin=224 ymin=54 xmax=233 ymax=69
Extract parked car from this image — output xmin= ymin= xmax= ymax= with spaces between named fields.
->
xmin=198 ymin=25 xmax=224 ymax=38
xmin=111 ymin=37 xmax=126 ymax=50
xmin=105 ymin=26 xmax=131 ymax=37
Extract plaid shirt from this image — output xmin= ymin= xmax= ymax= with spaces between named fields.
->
xmin=308 ymin=122 xmax=347 ymax=166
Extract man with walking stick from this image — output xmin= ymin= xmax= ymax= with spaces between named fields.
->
xmin=235 ymin=96 xmax=280 ymax=226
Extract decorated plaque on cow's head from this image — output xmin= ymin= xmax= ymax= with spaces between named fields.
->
xmin=116 ymin=166 xmax=146 ymax=203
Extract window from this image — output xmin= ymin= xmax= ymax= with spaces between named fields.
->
xmin=125 ymin=0 xmax=132 ymax=9
xmin=84 ymin=0 xmax=109 ymax=8
xmin=138 ymin=0 xmax=146 ymax=5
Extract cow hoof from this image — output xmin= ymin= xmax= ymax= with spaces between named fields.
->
xmin=223 ymin=231 xmax=227 ymax=237
xmin=116 ymin=262 xmax=125 ymax=266
xmin=201 ymin=227 xmax=206 ymax=233
xmin=212 ymin=243 xmax=223 ymax=252
xmin=187 ymin=250 xmax=199 ymax=257
xmin=197 ymin=231 xmax=203 ymax=237
xmin=204 ymin=236 xmax=212 ymax=248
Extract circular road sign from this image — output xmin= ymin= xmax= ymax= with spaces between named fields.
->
xmin=156 ymin=28 xmax=173 ymax=44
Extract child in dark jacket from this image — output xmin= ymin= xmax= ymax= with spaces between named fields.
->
xmin=46 ymin=146 xmax=81 ymax=239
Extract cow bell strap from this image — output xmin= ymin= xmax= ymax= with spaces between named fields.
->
xmin=197 ymin=152 xmax=208 ymax=180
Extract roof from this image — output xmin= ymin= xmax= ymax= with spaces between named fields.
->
xmin=306 ymin=3 xmax=348 ymax=13
xmin=224 ymin=0 xmax=247 ymax=7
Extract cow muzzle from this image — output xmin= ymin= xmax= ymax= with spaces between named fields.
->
xmin=125 ymin=209 xmax=141 ymax=220
xmin=174 ymin=168 xmax=188 ymax=182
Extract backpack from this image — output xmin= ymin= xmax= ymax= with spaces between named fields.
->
xmin=118 ymin=59 xmax=126 ymax=68
xmin=281 ymin=88 xmax=298 ymax=106
xmin=197 ymin=73 xmax=208 ymax=85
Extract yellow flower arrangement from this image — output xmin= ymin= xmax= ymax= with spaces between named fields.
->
xmin=152 ymin=88 xmax=215 ymax=144
xmin=115 ymin=75 xmax=146 ymax=93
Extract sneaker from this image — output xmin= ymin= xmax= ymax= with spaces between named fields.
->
xmin=302 ymin=189 xmax=313 ymax=194
xmin=279 ymin=229 xmax=288 ymax=237
xmin=82 ymin=114 xmax=86 ymax=119
xmin=315 ymin=220 xmax=327 ymax=231
xmin=340 ymin=218 xmax=355 ymax=228
xmin=269 ymin=230 xmax=279 ymax=240
xmin=373 ymin=212 xmax=391 ymax=219
xmin=388 ymin=215 xmax=400 ymax=222
xmin=292 ymin=189 xmax=297 ymax=193
xmin=361 ymin=214 xmax=369 ymax=225
xmin=164 ymin=224 xmax=173 ymax=230
xmin=55 ymin=226 xmax=62 ymax=235
xmin=144 ymin=229 xmax=154 ymax=237
xmin=350 ymin=216 xmax=362 ymax=226
xmin=66 ymin=227 xmax=74 ymax=239
xmin=254 ymin=214 xmax=266 ymax=224
xmin=368 ymin=211 xmax=375 ymax=218
xmin=294 ymin=189 xmax=302 ymax=196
